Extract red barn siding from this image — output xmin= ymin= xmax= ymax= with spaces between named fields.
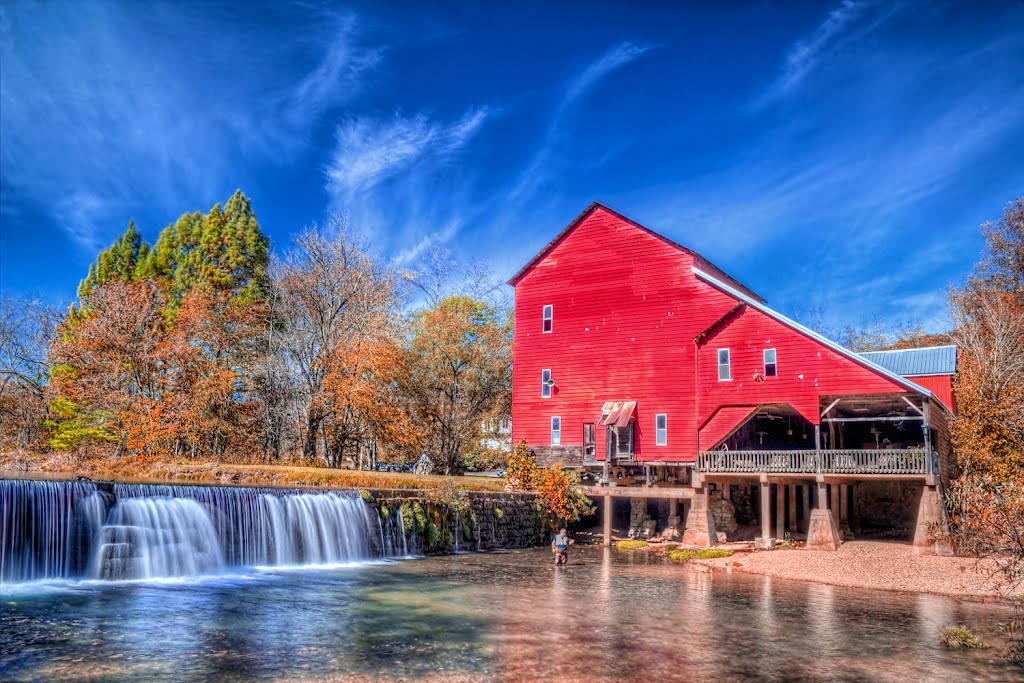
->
xmin=510 ymin=204 xmax=933 ymax=465
xmin=699 ymin=406 xmax=759 ymax=450
xmin=695 ymin=305 xmax=910 ymax=443
xmin=907 ymin=374 xmax=955 ymax=413
xmin=511 ymin=207 xmax=737 ymax=463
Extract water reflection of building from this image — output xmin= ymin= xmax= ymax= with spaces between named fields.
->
xmin=509 ymin=203 xmax=955 ymax=553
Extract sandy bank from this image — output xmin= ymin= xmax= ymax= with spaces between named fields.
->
xmin=695 ymin=540 xmax=1017 ymax=600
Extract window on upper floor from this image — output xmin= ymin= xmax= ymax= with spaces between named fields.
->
xmin=656 ymin=414 xmax=667 ymax=446
xmin=541 ymin=369 xmax=552 ymax=398
xmin=718 ymin=348 xmax=731 ymax=381
xmin=542 ymin=304 xmax=553 ymax=333
xmin=764 ymin=349 xmax=777 ymax=377
xmin=551 ymin=416 xmax=561 ymax=445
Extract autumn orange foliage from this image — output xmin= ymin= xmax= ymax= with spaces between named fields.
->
xmin=946 ymin=198 xmax=1024 ymax=593
xmin=507 ymin=439 xmax=593 ymax=525
xmin=47 ymin=281 xmax=265 ymax=461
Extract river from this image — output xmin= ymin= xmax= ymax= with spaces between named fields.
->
xmin=2 ymin=546 xmax=1020 ymax=682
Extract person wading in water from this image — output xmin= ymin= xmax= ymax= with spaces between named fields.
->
xmin=551 ymin=528 xmax=574 ymax=566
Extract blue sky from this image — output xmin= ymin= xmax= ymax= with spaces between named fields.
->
xmin=1 ymin=1 xmax=1022 ymax=332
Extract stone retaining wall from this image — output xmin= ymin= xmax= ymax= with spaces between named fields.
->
xmin=366 ymin=489 xmax=547 ymax=554
xmin=856 ymin=480 xmax=919 ymax=535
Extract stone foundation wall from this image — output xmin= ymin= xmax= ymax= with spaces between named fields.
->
xmin=530 ymin=445 xmax=584 ymax=468
xmin=856 ymin=481 xmax=920 ymax=533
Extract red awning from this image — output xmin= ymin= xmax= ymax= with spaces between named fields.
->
xmin=614 ymin=401 xmax=636 ymax=426
xmin=699 ymin=406 xmax=758 ymax=450
xmin=598 ymin=401 xmax=636 ymax=426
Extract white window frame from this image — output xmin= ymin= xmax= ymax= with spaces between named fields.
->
xmin=541 ymin=369 xmax=552 ymax=398
xmin=764 ymin=348 xmax=777 ymax=377
xmin=551 ymin=416 xmax=561 ymax=445
xmin=655 ymin=414 xmax=667 ymax=446
xmin=542 ymin=304 xmax=553 ymax=333
xmin=718 ymin=348 xmax=731 ymax=381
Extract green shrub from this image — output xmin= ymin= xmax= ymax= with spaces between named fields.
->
xmin=669 ymin=548 xmax=733 ymax=561
xmin=425 ymin=520 xmax=440 ymax=547
xmin=400 ymin=502 xmax=414 ymax=535
xmin=358 ymin=489 xmax=372 ymax=502
xmin=940 ymin=625 xmax=989 ymax=649
xmin=616 ymin=540 xmax=648 ymax=550
xmin=493 ymin=506 xmax=503 ymax=520
xmin=665 ymin=543 xmax=679 ymax=551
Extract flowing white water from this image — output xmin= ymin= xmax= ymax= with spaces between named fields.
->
xmin=93 ymin=497 xmax=224 ymax=580
xmin=0 ymin=480 xmax=97 ymax=582
xmin=1 ymin=480 xmax=410 ymax=584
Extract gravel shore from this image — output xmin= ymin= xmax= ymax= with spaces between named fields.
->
xmin=698 ymin=540 xmax=1017 ymax=599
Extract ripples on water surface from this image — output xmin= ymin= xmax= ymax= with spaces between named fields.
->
xmin=2 ymin=547 xmax=1020 ymax=682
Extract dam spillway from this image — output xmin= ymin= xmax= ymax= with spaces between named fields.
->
xmin=0 ymin=479 xmax=408 ymax=584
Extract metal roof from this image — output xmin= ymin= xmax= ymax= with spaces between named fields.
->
xmin=858 ymin=345 xmax=957 ymax=377
xmin=599 ymin=401 xmax=636 ymax=427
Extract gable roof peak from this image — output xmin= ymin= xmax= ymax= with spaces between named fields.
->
xmin=506 ymin=202 xmax=764 ymax=302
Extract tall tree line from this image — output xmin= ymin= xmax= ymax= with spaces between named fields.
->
xmin=1 ymin=192 xmax=511 ymax=473
xmin=945 ymin=197 xmax=1024 ymax=593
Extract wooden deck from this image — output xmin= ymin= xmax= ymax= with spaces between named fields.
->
xmin=696 ymin=448 xmax=930 ymax=475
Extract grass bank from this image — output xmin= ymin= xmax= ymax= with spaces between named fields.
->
xmin=0 ymin=450 xmax=511 ymax=493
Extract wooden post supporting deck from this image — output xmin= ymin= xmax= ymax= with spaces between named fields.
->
xmin=839 ymin=485 xmax=853 ymax=540
xmin=850 ymin=484 xmax=861 ymax=535
xmin=756 ymin=477 xmax=773 ymax=549
xmin=922 ymin=400 xmax=937 ymax=487
xmin=799 ymin=485 xmax=809 ymax=533
xmin=775 ymin=485 xmax=785 ymax=539
xmin=603 ymin=493 xmax=613 ymax=547
xmin=788 ymin=485 xmax=797 ymax=534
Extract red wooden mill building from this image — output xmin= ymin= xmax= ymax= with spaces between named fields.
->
xmin=509 ymin=203 xmax=955 ymax=552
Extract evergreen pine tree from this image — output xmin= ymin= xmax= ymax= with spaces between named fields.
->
xmin=73 ymin=191 xmax=270 ymax=314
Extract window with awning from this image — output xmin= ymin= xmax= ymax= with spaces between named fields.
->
xmin=598 ymin=401 xmax=637 ymax=459
xmin=598 ymin=401 xmax=636 ymax=427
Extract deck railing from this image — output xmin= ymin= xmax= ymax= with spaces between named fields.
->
xmin=696 ymin=448 xmax=928 ymax=475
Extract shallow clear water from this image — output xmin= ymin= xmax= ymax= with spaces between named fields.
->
xmin=1 ymin=547 xmax=1020 ymax=682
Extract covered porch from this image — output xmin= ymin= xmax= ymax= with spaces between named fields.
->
xmin=696 ymin=395 xmax=940 ymax=482
xmin=588 ymin=394 xmax=948 ymax=553
xmin=695 ymin=394 xmax=946 ymax=553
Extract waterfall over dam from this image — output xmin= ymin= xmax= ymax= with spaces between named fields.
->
xmin=0 ymin=479 xmax=408 ymax=584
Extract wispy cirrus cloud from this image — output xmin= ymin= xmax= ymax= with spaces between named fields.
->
xmin=560 ymin=41 xmax=654 ymax=115
xmin=626 ymin=17 xmax=1024 ymax=333
xmin=322 ymin=107 xmax=491 ymax=261
xmin=0 ymin=3 xmax=377 ymax=252
xmin=507 ymin=40 xmax=655 ymax=207
xmin=393 ymin=219 xmax=462 ymax=265
xmin=754 ymin=0 xmax=900 ymax=109
xmin=281 ymin=13 xmax=384 ymax=133
xmin=325 ymin=108 xmax=488 ymax=201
